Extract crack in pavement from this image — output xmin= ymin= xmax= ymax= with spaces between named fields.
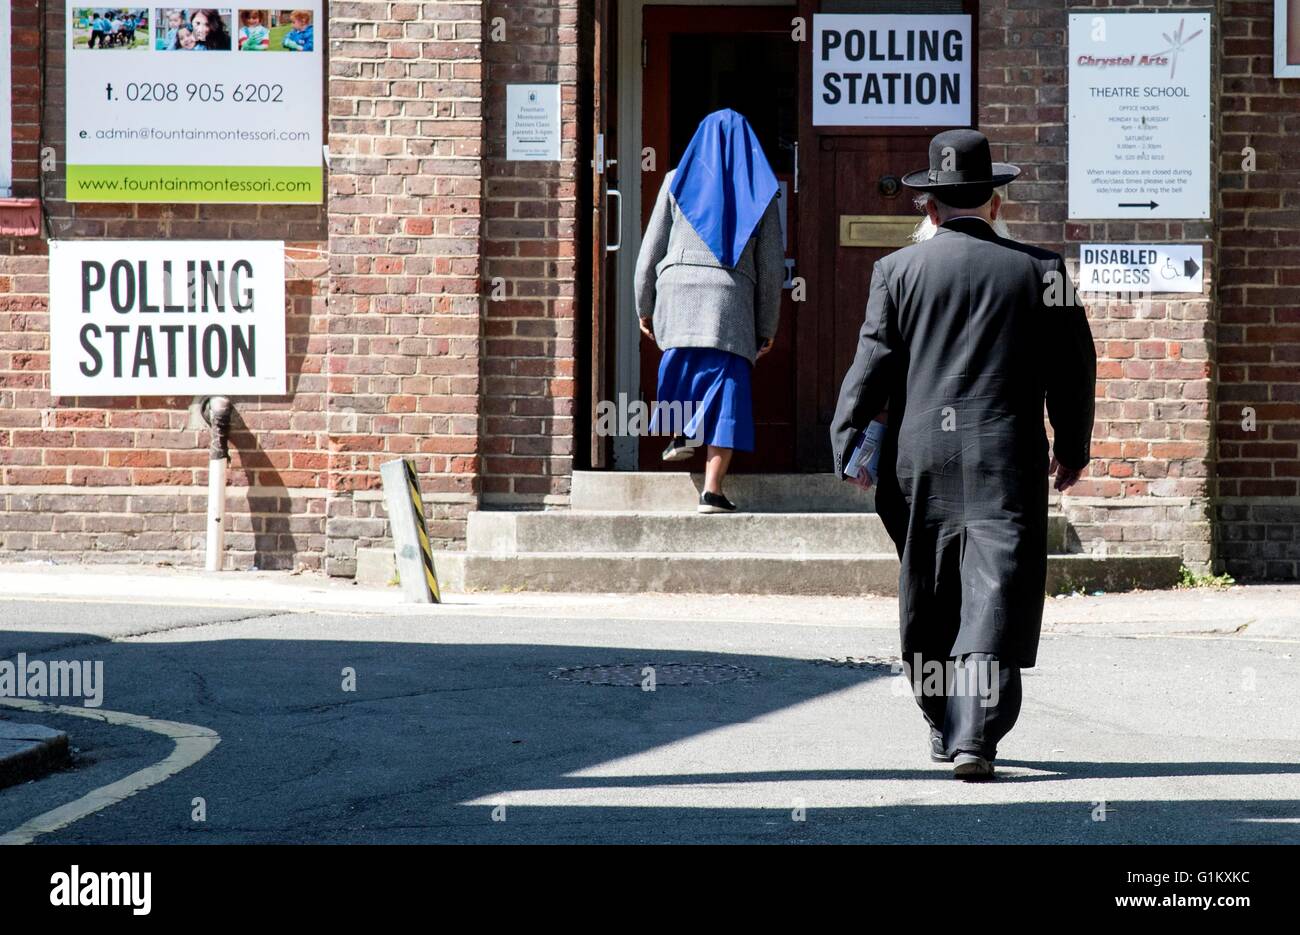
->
xmin=0 ymin=610 xmax=284 ymax=664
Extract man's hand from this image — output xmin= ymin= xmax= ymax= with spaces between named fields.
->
xmin=845 ymin=471 xmax=874 ymax=493
xmin=756 ymin=337 xmax=773 ymax=360
xmin=1049 ymin=455 xmax=1083 ymax=492
xmin=638 ymin=316 xmax=654 ymax=341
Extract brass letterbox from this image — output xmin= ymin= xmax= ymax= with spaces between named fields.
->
xmin=838 ymin=215 xmax=917 ymax=248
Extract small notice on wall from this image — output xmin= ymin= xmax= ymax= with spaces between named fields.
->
xmin=812 ymin=15 xmax=972 ymax=127
xmin=1078 ymin=243 xmax=1203 ymax=293
xmin=49 ymin=241 xmax=287 ymax=397
xmin=1068 ymin=12 xmax=1211 ymax=219
xmin=506 ymin=84 xmax=561 ymax=161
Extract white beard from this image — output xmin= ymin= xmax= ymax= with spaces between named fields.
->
xmin=912 ymin=214 xmax=1012 ymax=243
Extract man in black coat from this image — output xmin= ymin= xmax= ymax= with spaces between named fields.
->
xmin=831 ymin=129 xmax=1097 ymax=780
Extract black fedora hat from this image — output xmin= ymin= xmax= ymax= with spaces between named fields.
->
xmin=902 ymin=129 xmax=1020 ymax=207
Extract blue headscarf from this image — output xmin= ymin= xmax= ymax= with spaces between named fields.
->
xmin=669 ymin=110 xmax=779 ymax=269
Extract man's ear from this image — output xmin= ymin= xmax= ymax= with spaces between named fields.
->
xmin=925 ymin=198 xmax=941 ymax=225
xmin=989 ymin=193 xmax=1002 ymax=221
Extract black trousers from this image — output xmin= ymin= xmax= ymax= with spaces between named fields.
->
xmin=903 ymin=651 xmax=1022 ymax=759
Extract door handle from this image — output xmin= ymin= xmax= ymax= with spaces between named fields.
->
xmin=606 ymin=189 xmax=622 ymax=253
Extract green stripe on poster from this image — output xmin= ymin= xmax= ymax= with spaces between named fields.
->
xmin=67 ymin=165 xmax=323 ymax=204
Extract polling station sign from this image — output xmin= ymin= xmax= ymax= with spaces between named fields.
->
xmin=813 ymin=15 xmax=971 ymax=126
xmin=50 ymin=240 xmax=287 ymax=397
xmin=64 ymin=5 xmax=322 ymax=203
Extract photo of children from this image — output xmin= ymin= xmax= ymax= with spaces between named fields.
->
xmin=238 ymin=10 xmax=270 ymax=50
xmin=154 ymin=8 xmax=233 ymax=50
xmin=272 ymin=9 xmax=313 ymax=52
xmin=72 ymin=8 xmax=150 ymax=50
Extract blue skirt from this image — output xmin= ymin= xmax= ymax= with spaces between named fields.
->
xmin=651 ymin=347 xmax=755 ymax=452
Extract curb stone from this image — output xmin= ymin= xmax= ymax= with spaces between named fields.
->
xmin=0 ymin=719 xmax=71 ymax=789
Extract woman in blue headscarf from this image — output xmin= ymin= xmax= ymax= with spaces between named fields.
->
xmin=633 ymin=109 xmax=785 ymax=513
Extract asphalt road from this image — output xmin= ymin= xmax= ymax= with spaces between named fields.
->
xmin=0 ymin=593 xmax=1297 ymax=844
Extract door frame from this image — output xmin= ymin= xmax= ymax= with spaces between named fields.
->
xmin=612 ymin=0 xmax=797 ymax=470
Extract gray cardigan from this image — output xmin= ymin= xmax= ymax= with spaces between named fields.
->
xmin=633 ymin=170 xmax=784 ymax=363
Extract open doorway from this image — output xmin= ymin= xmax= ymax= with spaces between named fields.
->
xmin=610 ymin=2 xmax=799 ymax=472
xmin=598 ymin=0 xmax=977 ymax=473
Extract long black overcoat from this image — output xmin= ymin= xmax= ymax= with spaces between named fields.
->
xmin=831 ymin=217 xmax=1096 ymax=668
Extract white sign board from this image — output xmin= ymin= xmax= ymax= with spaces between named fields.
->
xmin=50 ymin=240 xmax=287 ymax=396
xmin=64 ymin=5 xmax=324 ymax=203
xmin=1078 ymin=243 xmax=1204 ymax=294
xmin=813 ymin=15 xmax=972 ymax=126
xmin=1068 ymin=12 xmax=1211 ymax=219
xmin=506 ymin=84 xmax=561 ymax=160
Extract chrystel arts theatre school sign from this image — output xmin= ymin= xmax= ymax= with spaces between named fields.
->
xmin=49 ymin=241 xmax=287 ymax=397
xmin=813 ymin=14 xmax=972 ymax=126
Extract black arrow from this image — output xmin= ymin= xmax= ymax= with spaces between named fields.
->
xmin=1183 ymin=257 xmax=1200 ymax=278
xmin=1118 ymin=200 xmax=1159 ymax=209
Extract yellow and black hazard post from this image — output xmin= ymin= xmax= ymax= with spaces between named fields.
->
xmin=379 ymin=457 xmax=442 ymax=603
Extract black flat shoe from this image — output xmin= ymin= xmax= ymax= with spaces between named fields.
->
xmin=662 ymin=436 xmax=696 ymax=462
xmin=697 ymin=491 xmax=737 ymax=514
xmin=929 ymin=729 xmax=954 ymax=763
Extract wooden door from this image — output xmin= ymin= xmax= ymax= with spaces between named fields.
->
xmin=794 ymin=0 xmax=980 ymax=472
xmin=638 ymin=5 xmax=799 ymax=472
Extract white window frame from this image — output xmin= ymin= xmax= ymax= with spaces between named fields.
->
xmin=0 ymin=1 xmax=12 ymax=196
xmin=1276 ymin=0 xmax=1300 ymax=78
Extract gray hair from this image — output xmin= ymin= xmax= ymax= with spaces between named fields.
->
xmin=911 ymin=186 xmax=1010 ymax=243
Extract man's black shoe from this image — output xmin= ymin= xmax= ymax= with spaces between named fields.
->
xmin=929 ymin=729 xmax=954 ymax=763
xmin=952 ymin=753 xmax=995 ymax=781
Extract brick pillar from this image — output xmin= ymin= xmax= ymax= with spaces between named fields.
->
xmin=480 ymin=0 xmax=580 ymax=508
xmin=980 ymin=0 xmax=1217 ymax=570
xmin=325 ymin=1 xmax=486 ymax=575
xmin=1214 ymin=0 xmax=1300 ymax=581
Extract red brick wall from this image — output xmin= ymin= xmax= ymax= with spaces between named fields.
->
xmin=4 ymin=0 xmax=40 ymax=199
xmin=322 ymin=0 xmax=486 ymax=574
xmin=1 ymin=1 xmax=1296 ymax=579
xmin=480 ymin=0 xmax=580 ymax=508
xmin=979 ymin=0 xmax=1217 ymax=568
xmin=1215 ymin=0 xmax=1300 ymax=579
xmin=0 ymin=3 xmax=329 ymax=569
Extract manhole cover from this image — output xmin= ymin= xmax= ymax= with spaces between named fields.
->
xmin=810 ymin=655 xmax=899 ymax=670
xmin=550 ymin=662 xmax=757 ymax=687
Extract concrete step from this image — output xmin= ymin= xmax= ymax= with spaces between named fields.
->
xmin=571 ymin=470 xmax=1069 ymax=514
xmin=469 ymin=511 xmax=895 ymax=555
xmin=430 ymin=551 xmax=1182 ymax=597
xmin=467 ymin=510 xmax=1070 ymax=556
xmin=570 ymin=470 xmax=877 ymax=513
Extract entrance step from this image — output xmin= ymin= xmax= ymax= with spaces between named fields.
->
xmin=430 ymin=551 xmax=1182 ymax=597
xmin=469 ymin=511 xmax=898 ymax=555
xmin=469 ymin=510 xmax=1070 ymax=556
xmin=570 ymin=470 xmax=877 ymax=513
xmin=357 ymin=473 xmax=1179 ymax=598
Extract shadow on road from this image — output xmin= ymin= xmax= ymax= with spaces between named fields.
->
xmin=1 ymin=612 xmax=1297 ymax=844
